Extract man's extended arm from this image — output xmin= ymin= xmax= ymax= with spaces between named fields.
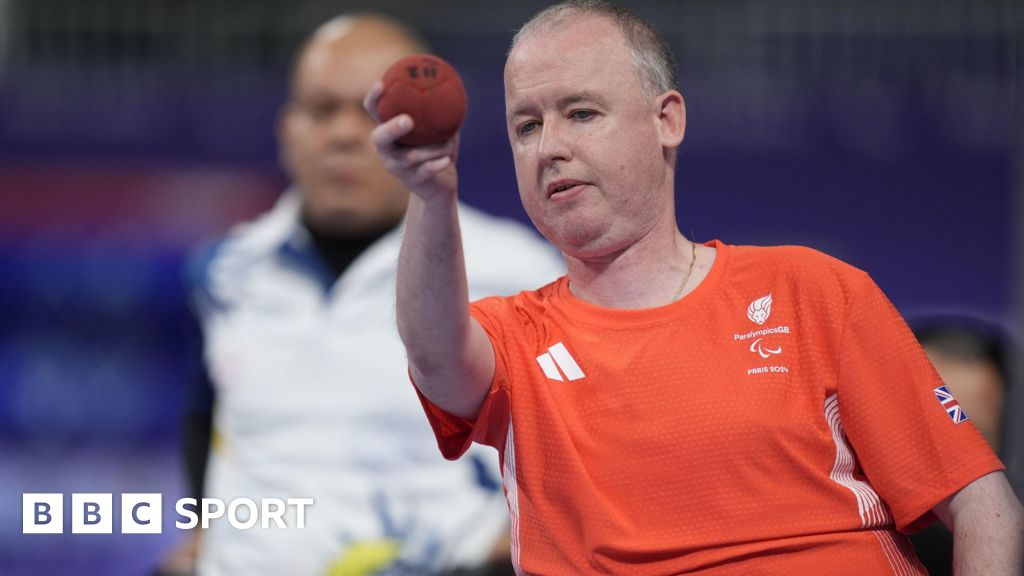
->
xmin=365 ymin=82 xmax=494 ymax=419
xmin=932 ymin=471 xmax=1024 ymax=575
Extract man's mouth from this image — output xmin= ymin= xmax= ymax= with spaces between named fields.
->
xmin=325 ymin=168 xmax=361 ymax=185
xmin=546 ymin=179 xmax=587 ymax=198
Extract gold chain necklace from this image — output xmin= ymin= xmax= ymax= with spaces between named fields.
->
xmin=671 ymin=240 xmax=697 ymax=302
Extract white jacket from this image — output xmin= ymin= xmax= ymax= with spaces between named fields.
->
xmin=192 ymin=191 xmax=563 ymax=575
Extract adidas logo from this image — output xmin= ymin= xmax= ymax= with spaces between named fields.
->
xmin=535 ymin=342 xmax=585 ymax=381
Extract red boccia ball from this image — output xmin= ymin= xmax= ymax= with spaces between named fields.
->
xmin=377 ymin=54 xmax=468 ymax=146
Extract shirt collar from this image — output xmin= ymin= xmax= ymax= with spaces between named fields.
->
xmin=274 ymin=189 xmax=337 ymax=294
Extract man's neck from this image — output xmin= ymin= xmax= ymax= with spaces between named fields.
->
xmin=564 ymin=220 xmax=709 ymax=309
xmin=302 ymin=216 xmax=400 ymax=279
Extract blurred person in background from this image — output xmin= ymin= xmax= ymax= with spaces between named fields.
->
xmin=156 ymin=13 xmax=562 ymax=576
xmin=909 ymin=317 xmax=1016 ymax=576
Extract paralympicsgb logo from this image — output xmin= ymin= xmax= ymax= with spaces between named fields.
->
xmin=747 ymin=293 xmax=773 ymax=325
xmin=735 ymin=292 xmax=790 ymax=370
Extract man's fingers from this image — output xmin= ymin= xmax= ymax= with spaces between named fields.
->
xmin=420 ymin=156 xmax=452 ymax=175
xmin=406 ymin=156 xmax=453 ymax=188
xmin=364 ymin=77 xmax=459 ymax=199
xmin=371 ymin=114 xmax=415 ymax=149
xmin=399 ymin=142 xmax=456 ymax=165
xmin=387 ymin=146 xmax=456 ymax=182
xmin=363 ymin=80 xmax=384 ymax=123
xmin=372 ymin=119 xmax=457 ymax=174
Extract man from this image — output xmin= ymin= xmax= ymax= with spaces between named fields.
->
xmin=367 ymin=1 xmax=1023 ymax=574
xmin=169 ymin=14 xmax=563 ymax=576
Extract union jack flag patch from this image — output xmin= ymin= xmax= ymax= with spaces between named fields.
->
xmin=933 ymin=385 xmax=969 ymax=424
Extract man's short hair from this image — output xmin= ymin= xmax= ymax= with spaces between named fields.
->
xmin=511 ymin=0 xmax=678 ymax=98
xmin=286 ymin=14 xmax=429 ymax=97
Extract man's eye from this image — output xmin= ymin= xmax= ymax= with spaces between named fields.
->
xmin=518 ymin=120 xmax=539 ymax=135
xmin=570 ymin=109 xmax=596 ymax=120
xmin=303 ymin=101 xmax=335 ymax=120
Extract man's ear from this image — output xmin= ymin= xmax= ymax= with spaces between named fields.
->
xmin=656 ymin=89 xmax=686 ymax=148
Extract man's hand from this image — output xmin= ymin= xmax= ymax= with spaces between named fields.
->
xmin=364 ymin=81 xmax=459 ymax=201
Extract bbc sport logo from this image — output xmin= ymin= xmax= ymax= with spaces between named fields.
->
xmin=23 ymin=493 xmax=314 ymax=534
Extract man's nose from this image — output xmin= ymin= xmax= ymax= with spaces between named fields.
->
xmin=537 ymin=119 xmax=573 ymax=167
xmin=325 ymin=104 xmax=372 ymax=150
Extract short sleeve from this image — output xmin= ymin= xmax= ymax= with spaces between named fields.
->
xmin=413 ymin=296 xmax=515 ymax=460
xmin=836 ymin=272 xmax=1004 ymax=532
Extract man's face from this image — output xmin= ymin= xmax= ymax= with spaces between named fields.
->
xmin=504 ymin=16 xmax=677 ymax=259
xmin=280 ymin=31 xmax=411 ymax=235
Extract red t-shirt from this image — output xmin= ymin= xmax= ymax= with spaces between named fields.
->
xmin=416 ymin=241 xmax=1002 ymax=575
